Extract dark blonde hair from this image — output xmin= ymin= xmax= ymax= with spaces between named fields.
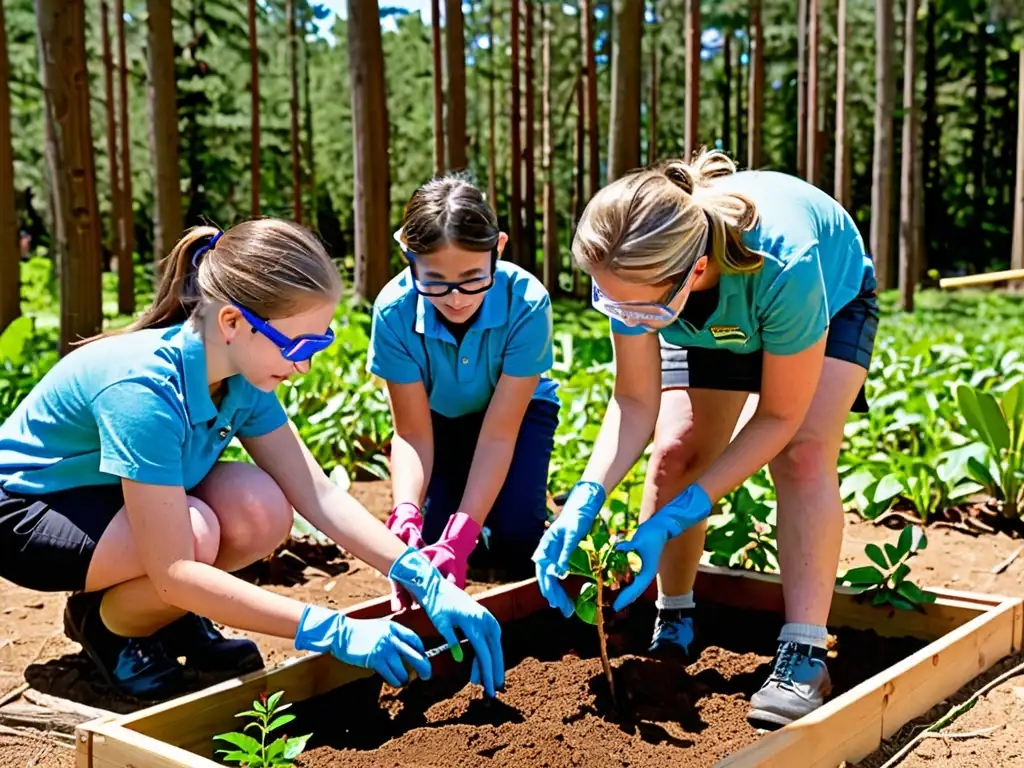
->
xmin=398 ymin=176 xmax=499 ymax=256
xmin=91 ymin=219 xmax=340 ymax=341
xmin=573 ymin=149 xmax=764 ymax=284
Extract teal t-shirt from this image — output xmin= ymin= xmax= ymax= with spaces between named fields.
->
xmin=612 ymin=170 xmax=875 ymax=355
xmin=0 ymin=322 xmax=288 ymax=495
xmin=367 ymin=261 xmax=559 ymax=419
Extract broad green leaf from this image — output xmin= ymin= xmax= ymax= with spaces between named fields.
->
xmin=234 ymin=710 xmax=263 ymax=719
xmin=843 ymin=566 xmax=885 ymax=586
xmin=888 ymin=594 xmax=917 ymax=611
xmin=567 ymin=547 xmax=593 ymax=577
xmin=892 ymin=563 xmax=911 ymax=586
xmin=215 ymin=750 xmax=254 ymax=764
xmin=265 ymin=738 xmax=286 ymax=759
xmin=0 ymin=316 xmax=32 ymax=364
xmin=956 ymin=384 xmax=1010 ymax=453
xmin=967 ymin=456 xmax=998 ymax=489
xmin=874 ymin=473 xmax=906 ymax=503
xmin=578 ymin=538 xmax=596 ymax=555
xmin=896 ymin=581 xmax=929 ymax=604
xmin=266 ymin=691 xmax=285 ymax=712
xmin=283 ymin=734 xmax=313 ymax=760
xmin=864 ymin=544 xmax=888 ymax=570
xmin=575 ymin=582 xmax=599 ymax=625
xmin=871 ymin=590 xmax=890 ymax=606
xmin=213 ymin=732 xmax=262 ymax=754
xmin=267 ymin=714 xmax=296 ymax=733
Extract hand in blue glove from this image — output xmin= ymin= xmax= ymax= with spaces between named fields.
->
xmin=612 ymin=484 xmax=713 ymax=612
xmin=531 ymin=481 xmax=606 ymax=618
xmin=294 ymin=605 xmax=431 ymax=688
xmin=388 ymin=547 xmax=505 ymax=698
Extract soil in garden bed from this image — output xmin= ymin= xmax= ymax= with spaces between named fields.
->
xmin=292 ymin=601 xmax=926 ymax=768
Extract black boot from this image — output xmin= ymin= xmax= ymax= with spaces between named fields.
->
xmin=63 ymin=592 xmax=184 ymax=701
xmin=156 ymin=613 xmax=264 ymax=675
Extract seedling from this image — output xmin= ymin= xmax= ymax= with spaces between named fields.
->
xmin=840 ymin=525 xmax=937 ymax=611
xmin=214 ymin=690 xmax=311 ymax=767
xmin=955 ymin=378 xmax=1024 ymax=518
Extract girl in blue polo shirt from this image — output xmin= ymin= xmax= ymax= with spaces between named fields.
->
xmin=532 ymin=151 xmax=878 ymax=729
xmin=0 ymin=219 xmax=503 ymax=701
xmin=368 ymin=177 xmax=558 ymax=609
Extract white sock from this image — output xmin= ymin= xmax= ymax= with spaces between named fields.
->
xmin=655 ymin=590 xmax=695 ymax=611
xmin=778 ymin=622 xmax=829 ymax=649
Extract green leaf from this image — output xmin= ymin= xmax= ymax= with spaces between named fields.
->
xmin=233 ymin=710 xmax=263 ymax=719
xmin=892 ymin=563 xmax=911 ymax=586
xmin=578 ymin=538 xmax=596 ymax=555
xmin=213 ymin=732 xmax=262 ymax=754
xmin=215 ymin=749 xmax=254 ymax=764
xmin=872 ymin=590 xmax=891 ymax=606
xmin=843 ymin=566 xmax=885 ymax=586
xmin=864 ymin=543 xmax=888 ymax=570
xmin=266 ymin=691 xmax=285 ymax=713
xmin=575 ymin=582 xmax=599 ymax=625
xmin=897 ymin=525 xmax=926 ymax=556
xmin=957 ymin=384 xmax=1010 ymax=453
xmin=567 ymin=547 xmax=593 ymax=577
xmin=896 ymin=581 xmax=929 ymax=604
xmin=874 ymin=473 xmax=906 ymax=503
xmin=283 ymin=734 xmax=313 ymax=760
xmin=0 ymin=316 xmax=32 ymax=364
xmin=267 ymin=714 xmax=296 ymax=733
xmin=888 ymin=594 xmax=917 ymax=611
xmin=884 ymin=543 xmax=902 ymax=565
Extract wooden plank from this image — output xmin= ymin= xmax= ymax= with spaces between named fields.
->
xmin=86 ymin=721 xmax=217 ymax=768
xmin=939 ymin=268 xmax=1024 ymax=288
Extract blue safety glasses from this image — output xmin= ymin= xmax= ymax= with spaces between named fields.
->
xmin=394 ymin=229 xmax=497 ymax=297
xmin=233 ymin=304 xmax=335 ymax=362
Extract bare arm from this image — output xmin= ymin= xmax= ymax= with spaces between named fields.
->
xmin=385 ymin=380 xmax=434 ymax=507
xmin=457 ymin=374 xmax=539 ymax=525
xmin=696 ymin=336 xmax=826 ymax=501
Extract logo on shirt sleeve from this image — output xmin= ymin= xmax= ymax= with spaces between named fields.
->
xmin=709 ymin=325 xmax=749 ymax=344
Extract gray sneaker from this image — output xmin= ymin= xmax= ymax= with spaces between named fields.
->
xmin=648 ymin=608 xmax=696 ymax=658
xmin=747 ymin=641 xmax=832 ymax=728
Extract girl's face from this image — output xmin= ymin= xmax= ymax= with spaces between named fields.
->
xmin=220 ymin=298 xmax=338 ymax=392
xmin=589 ymin=255 xmax=708 ymax=331
xmin=414 ymin=233 xmax=508 ymax=324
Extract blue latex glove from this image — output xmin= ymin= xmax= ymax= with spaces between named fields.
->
xmin=531 ymin=481 xmax=606 ymax=618
xmin=294 ymin=605 xmax=431 ymax=688
xmin=388 ymin=547 xmax=505 ymax=698
xmin=612 ymin=484 xmax=713 ymax=612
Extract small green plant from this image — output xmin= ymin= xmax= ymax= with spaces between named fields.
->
xmin=840 ymin=525 xmax=937 ymax=611
xmin=213 ymin=691 xmax=311 ymax=767
xmin=955 ymin=378 xmax=1024 ymax=518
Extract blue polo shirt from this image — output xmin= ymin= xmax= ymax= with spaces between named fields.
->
xmin=367 ymin=261 xmax=558 ymax=419
xmin=611 ymin=170 xmax=875 ymax=355
xmin=0 ymin=322 xmax=288 ymax=495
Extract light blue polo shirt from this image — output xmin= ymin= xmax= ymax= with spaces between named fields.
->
xmin=612 ymin=170 xmax=875 ymax=355
xmin=0 ymin=322 xmax=288 ymax=495
xmin=367 ymin=261 xmax=558 ymax=419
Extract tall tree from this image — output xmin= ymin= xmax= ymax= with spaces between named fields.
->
xmin=748 ymin=0 xmax=763 ymax=169
xmin=648 ymin=2 xmax=659 ymax=165
xmin=735 ymin=30 xmax=745 ymax=163
xmin=609 ymin=0 xmax=642 ymax=181
xmin=834 ymin=0 xmax=850 ymax=206
xmin=723 ymin=32 xmax=732 ymax=154
xmin=871 ymin=0 xmax=896 ymax=289
xmin=302 ymin=10 xmax=316 ymax=225
xmin=922 ymin=0 xmax=938 ymax=255
xmin=347 ymin=0 xmax=390 ymax=300
xmin=36 ymin=0 xmax=103 ymax=353
xmin=147 ymin=0 xmax=183 ymax=262
xmin=581 ymin=0 xmax=599 ymax=199
xmin=445 ymin=0 xmax=467 ymax=171
xmin=1013 ymin=48 xmax=1023 ymax=276
xmin=115 ymin=0 xmax=133 ymax=311
xmin=796 ymin=0 xmax=808 ymax=178
xmin=487 ymin=0 xmax=496 ymax=207
xmin=287 ymin=0 xmax=302 ymax=223
xmin=0 ymin=0 xmax=18 ymax=332
xmin=541 ymin=0 xmax=557 ymax=294
xmin=970 ymin=12 xmax=987 ymax=234
xmin=101 ymin=0 xmax=128 ymax=314
xmin=510 ymin=0 xmax=523 ymax=267
xmin=249 ymin=0 xmax=260 ymax=216
xmin=432 ymin=0 xmax=445 ymax=176
xmin=684 ymin=0 xmax=700 ymax=159
xmin=806 ymin=0 xmax=819 ymax=184
xmin=899 ymin=0 xmax=918 ymax=311
xmin=524 ymin=0 xmax=536 ymax=272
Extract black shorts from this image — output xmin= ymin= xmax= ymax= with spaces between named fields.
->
xmin=0 ymin=484 xmax=124 ymax=592
xmin=660 ymin=279 xmax=879 ymax=413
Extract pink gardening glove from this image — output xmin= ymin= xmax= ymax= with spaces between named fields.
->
xmin=417 ymin=513 xmax=483 ymax=590
xmin=386 ymin=503 xmax=425 ymax=612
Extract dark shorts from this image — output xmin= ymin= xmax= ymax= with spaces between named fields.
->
xmin=0 ymin=483 xmax=124 ymax=592
xmin=660 ymin=277 xmax=879 ymax=413
xmin=421 ymin=398 xmax=559 ymax=575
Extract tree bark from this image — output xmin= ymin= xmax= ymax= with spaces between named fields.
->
xmin=115 ymin=0 xmax=133 ymax=312
xmin=432 ymin=0 xmax=445 ymax=176
xmin=806 ymin=0 xmax=819 ymax=184
xmin=747 ymin=0 xmax=763 ymax=169
xmin=648 ymin=4 xmax=658 ymax=166
xmin=870 ymin=0 xmax=895 ymax=290
xmin=797 ymin=0 xmax=807 ymax=178
xmin=541 ymin=0 xmax=557 ymax=294
xmin=487 ymin=0 xmax=496 ymax=207
xmin=302 ymin=10 xmax=315 ymax=225
xmin=899 ymin=0 xmax=917 ymax=311
xmin=287 ymin=0 xmax=302 ymax=223
xmin=1012 ymin=49 xmax=1023 ymax=276
xmin=347 ymin=0 xmax=390 ymax=300
xmin=582 ymin=0 xmax=600 ymax=199
xmin=510 ymin=0 xmax=523 ymax=267
xmin=573 ymin=67 xmax=585 ymax=234
xmin=608 ymin=0 xmax=642 ymax=182
xmin=723 ymin=33 xmax=732 ymax=156
xmin=101 ymin=0 xmax=127 ymax=314
xmin=524 ymin=0 xmax=536 ymax=272
xmin=684 ymin=0 xmax=699 ymax=160
xmin=445 ymin=0 xmax=467 ymax=171
xmin=970 ymin=14 xmax=986 ymax=234
xmin=0 ymin=0 xmax=18 ymax=332
xmin=249 ymin=0 xmax=260 ymax=216
xmin=36 ymin=0 xmax=103 ymax=354
xmin=922 ymin=0 xmax=937 ymax=262
xmin=834 ymin=0 xmax=849 ymax=206
xmin=736 ymin=29 xmax=745 ymax=164
xmin=146 ymin=0 xmax=183 ymax=262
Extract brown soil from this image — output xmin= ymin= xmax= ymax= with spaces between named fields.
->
xmin=292 ymin=602 xmax=925 ymax=768
xmin=0 ymin=734 xmax=75 ymax=768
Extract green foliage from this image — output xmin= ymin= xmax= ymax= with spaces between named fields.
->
xmin=840 ymin=526 xmax=937 ymax=612
xmin=704 ymin=471 xmax=778 ymax=572
xmin=566 ymin=516 xmax=638 ymax=625
xmin=214 ymin=690 xmax=311 ymax=767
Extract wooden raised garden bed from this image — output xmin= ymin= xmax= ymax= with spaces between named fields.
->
xmin=75 ymin=566 xmax=1023 ymax=768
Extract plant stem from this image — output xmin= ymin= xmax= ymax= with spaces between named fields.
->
xmin=595 ymin=570 xmax=617 ymax=707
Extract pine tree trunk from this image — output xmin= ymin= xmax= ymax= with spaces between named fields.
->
xmin=347 ymin=0 xmax=390 ymax=300
xmin=487 ymin=0 xmax=497 ymax=207
xmin=748 ymin=0 xmax=763 ymax=169
xmin=524 ymin=0 xmax=536 ymax=273
xmin=796 ymin=0 xmax=807 ymax=178
xmin=287 ymin=0 xmax=302 ymax=223
xmin=648 ymin=5 xmax=658 ymax=166
xmin=432 ymin=0 xmax=445 ymax=176
xmin=582 ymin=0 xmax=599 ymax=199
xmin=302 ymin=9 xmax=315 ymax=226
xmin=0 ymin=0 xmax=18 ymax=332
xmin=101 ymin=0 xmax=127 ymax=314
xmin=970 ymin=16 xmax=986 ymax=236
xmin=922 ymin=0 xmax=937 ymax=262
xmin=608 ymin=0 xmax=642 ymax=182
xmin=541 ymin=0 xmax=557 ymax=294
xmin=806 ymin=0 xmax=819 ymax=185
xmin=115 ymin=0 xmax=134 ymax=311
xmin=249 ymin=0 xmax=260 ymax=216
xmin=1012 ymin=49 xmax=1023 ymax=276
xmin=510 ymin=0 xmax=523 ymax=267
xmin=899 ymin=0 xmax=917 ymax=312
xmin=147 ymin=0 xmax=183 ymax=262
xmin=445 ymin=0 xmax=467 ymax=171
xmin=870 ymin=0 xmax=895 ymax=290
xmin=36 ymin=0 xmax=103 ymax=354
xmin=684 ymin=0 xmax=699 ymax=159
xmin=834 ymin=0 xmax=849 ymax=206
xmin=573 ymin=67 xmax=586 ymax=298
xmin=723 ymin=33 xmax=732 ymax=156
xmin=736 ymin=30 xmax=745 ymax=164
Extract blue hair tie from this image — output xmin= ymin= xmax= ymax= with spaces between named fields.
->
xmin=191 ymin=231 xmax=223 ymax=268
